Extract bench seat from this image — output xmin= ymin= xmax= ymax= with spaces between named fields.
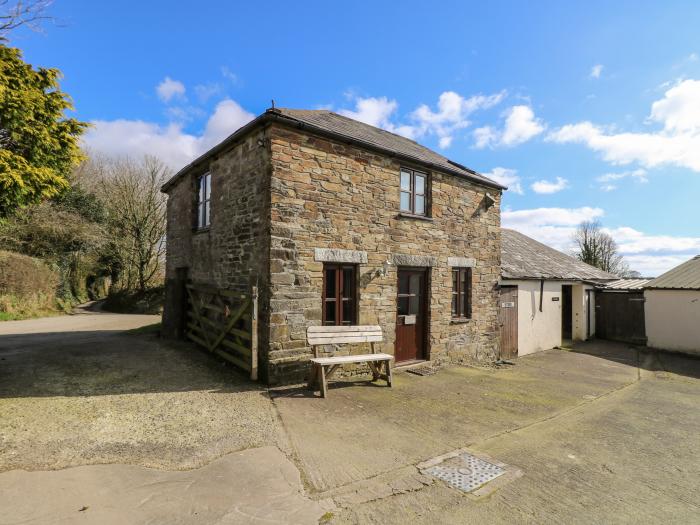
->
xmin=307 ymin=325 xmax=392 ymax=398
xmin=311 ymin=353 xmax=393 ymax=366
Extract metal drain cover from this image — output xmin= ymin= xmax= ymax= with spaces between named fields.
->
xmin=422 ymin=453 xmax=505 ymax=492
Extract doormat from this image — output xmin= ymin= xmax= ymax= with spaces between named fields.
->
xmin=421 ymin=452 xmax=505 ymax=493
xmin=406 ymin=365 xmax=438 ymax=376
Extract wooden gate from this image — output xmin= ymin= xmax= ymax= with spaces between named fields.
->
xmin=499 ymin=286 xmax=518 ymax=359
xmin=595 ymin=291 xmax=646 ymax=345
xmin=185 ymin=283 xmax=259 ymax=380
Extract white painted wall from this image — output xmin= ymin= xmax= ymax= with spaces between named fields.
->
xmin=645 ymin=289 xmax=700 ymax=354
xmin=501 ymin=280 xmax=597 ymax=357
xmin=507 ymin=280 xmax=562 ymax=356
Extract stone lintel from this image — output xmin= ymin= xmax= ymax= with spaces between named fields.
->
xmin=391 ymin=254 xmax=437 ymax=267
xmin=448 ymin=256 xmax=476 ymax=268
xmin=314 ymin=248 xmax=368 ymax=264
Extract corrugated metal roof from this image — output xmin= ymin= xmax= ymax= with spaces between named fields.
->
xmin=646 ymin=255 xmax=700 ymax=290
xmin=601 ymin=278 xmax=651 ymax=290
xmin=501 ymin=228 xmax=617 ymax=282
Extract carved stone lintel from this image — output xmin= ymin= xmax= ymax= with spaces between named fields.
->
xmin=314 ymin=248 xmax=368 ymax=264
xmin=448 ymin=256 xmax=476 ymax=268
xmin=391 ymin=254 xmax=437 ymax=267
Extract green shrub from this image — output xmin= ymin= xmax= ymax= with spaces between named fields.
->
xmin=0 ymin=250 xmax=61 ymax=319
xmin=102 ymin=286 xmax=164 ymax=315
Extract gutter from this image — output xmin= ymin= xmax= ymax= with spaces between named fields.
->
xmin=161 ymin=108 xmax=507 ymax=193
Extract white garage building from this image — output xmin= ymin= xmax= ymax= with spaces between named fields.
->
xmin=644 ymin=255 xmax=700 ymax=355
xmin=500 ymin=229 xmax=616 ymax=357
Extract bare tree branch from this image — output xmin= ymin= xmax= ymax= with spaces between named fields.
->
xmin=0 ymin=0 xmax=53 ymax=41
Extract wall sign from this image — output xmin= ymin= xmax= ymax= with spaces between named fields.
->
xmin=501 ymin=302 xmax=515 ymax=308
xmin=552 ymin=297 xmax=560 ymax=301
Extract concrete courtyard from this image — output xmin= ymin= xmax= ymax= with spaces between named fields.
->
xmin=1 ymin=311 xmax=698 ymax=524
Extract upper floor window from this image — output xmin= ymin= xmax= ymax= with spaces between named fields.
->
xmin=197 ymin=172 xmax=211 ymax=229
xmin=322 ymin=263 xmax=357 ymax=326
xmin=400 ymin=168 xmax=427 ymax=216
xmin=451 ymin=267 xmax=472 ymax=319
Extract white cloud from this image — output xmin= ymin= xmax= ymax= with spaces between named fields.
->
xmin=338 ymin=90 xmax=507 ymax=147
xmin=221 ymin=66 xmax=238 ymax=84
xmin=502 ymin=206 xmax=700 ymax=276
xmin=83 ymin=99 xmax=255 ymax=170
xmin=156 ymin=76 xmax=186 ymax=103
xmin=473 ymin=105 xmax=544 ymax=148
xmin=194 ymin=82 xmax=223 ymax=103
xmin=547 ymin=79 xmax=700 ymax=172
xmin=409 ymin=91 xmax=506 ymax=148
xmin=531 ymin=176 xmax=568 ymax=194
xmin=590 ymin=64 xmax=604 ymax=79
xmin=339 ymin=96 xmax=400 ymax=130
xmin=596 ymin=169 xmax=648 ymax=191
xmin=482 ymin=167 xmax=523 ymax=194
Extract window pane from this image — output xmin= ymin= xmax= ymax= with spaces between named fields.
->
xmin=400 ymin=191 xmax=411 ymax=211
xmin=324 ymin=300 xmax=336 ymax=325
xmin=452 ymin=293 xmax=458 ymax=317
xmin=415 ymin=175 xmax=425 ymax=195
xmin=398 ymin=296 xmax=409 ymax=316
xmin=415 ymin=195 xmax=425 ymax=215
xmin=342 ymin=267 xmax=354 ymax=299
xmin=205 ymin=173 xmax=211 ymax=199
xmin=205 ymin=201 xmax=211 ymax=226
xmin=461 ymin=290 xmax=468 ymax=319
xmin=400 ymin=171 xmax=411 ymax=191
xmin=342 ymin=299 xmax=353 ymax=325
xmin=198 ymin=203 xmax=204 ymax=228
xmin=325 ymin=268 xmax=337 ymax=298
xmin=398 ymin=273 xmax=409 ymax=295
xmin=199 ymin=177 xmax=205 ymax=202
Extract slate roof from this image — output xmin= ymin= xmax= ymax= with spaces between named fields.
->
xmin=162 ymin=108 xmax=504 ymax=192
xmin=274 ymin=109 xmax=502 ymax=188
xmin=646 ymin=255 xmax=700 ymax=290
xmin=501 ymin=228 xmax=617 ymax=282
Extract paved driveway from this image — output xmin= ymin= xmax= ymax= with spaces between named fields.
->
xmin=1 ymin=313 xmax=698 ymax=524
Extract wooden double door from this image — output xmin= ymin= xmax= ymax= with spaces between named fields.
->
xmin=395 ymin=268 xmax=427 ymax=363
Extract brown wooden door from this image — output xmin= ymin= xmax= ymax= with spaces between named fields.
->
xmin=395 ymin=268 xmax=427 ymax=363
xmin=499 ymin=286 xmax=518 ymax=359
xmin=562 ymin=285 xmax=573 ymax=340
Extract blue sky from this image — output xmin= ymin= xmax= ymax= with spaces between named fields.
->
xmin=11 ymin=0 xmax=700 ymax=275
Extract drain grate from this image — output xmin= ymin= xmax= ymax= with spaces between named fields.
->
xmin=422 ymin=453 xmax=505 ymax=492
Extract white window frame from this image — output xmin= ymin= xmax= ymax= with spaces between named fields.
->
xmin=196 ymin=172 xmax=211 ymax=229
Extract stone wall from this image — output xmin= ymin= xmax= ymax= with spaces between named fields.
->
xmin=266 ymin=124 xmax=502 ymax=384
xmin=161 ymin=129 xmax=272 ymax=372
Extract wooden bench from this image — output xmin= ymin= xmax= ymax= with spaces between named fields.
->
xmin=307 ymin=325 xmax=393 ymax=398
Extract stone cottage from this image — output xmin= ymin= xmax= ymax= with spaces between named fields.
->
xmin=161 ymin=107 xmax=505 ymax=384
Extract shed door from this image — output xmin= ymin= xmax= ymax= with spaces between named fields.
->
xmin=499 ymin=286 xmax=518 ymax=359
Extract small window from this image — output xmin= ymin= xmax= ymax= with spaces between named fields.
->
xmin=322 ymin=263 xmax=357 ymax=326
xmin=399 ymin=168 xmax=427 ymax=216
xmin=451 ymin=268 xmax=472 ymax=319
xmin=196 ymin=172 xmax=211 ymax=229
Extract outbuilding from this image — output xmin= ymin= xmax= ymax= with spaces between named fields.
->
xmin=644 ymin=255 xmax=700 ymax=355
xmin=499 ymin=229 xmax=616 ymax=358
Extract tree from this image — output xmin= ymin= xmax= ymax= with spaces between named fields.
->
xmin=0 ymin=46 xmax=87 ymax=216
xmin=572 ymin=220 xmax=633 ymax=276
xmin=0 ymin=0 xmax=52 ymax=41
xmin=99 ymin=156 xmax=169 ymax=293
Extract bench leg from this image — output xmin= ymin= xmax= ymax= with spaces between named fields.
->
xmin=385 ymin=360 xmax=393 ymax=387
xmin=368 ymin=361 xmax=380 ymax=381
xmin=308 ymin=363 xmax=318 ymax=390
xmin=320 ymin=365 xmax=328 ymax=398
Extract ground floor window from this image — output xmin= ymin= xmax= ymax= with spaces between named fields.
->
xmin=451 ymin=267 xmax=472 ymax=319
xmin=323 ymin=263 xmax=357 ymax=325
